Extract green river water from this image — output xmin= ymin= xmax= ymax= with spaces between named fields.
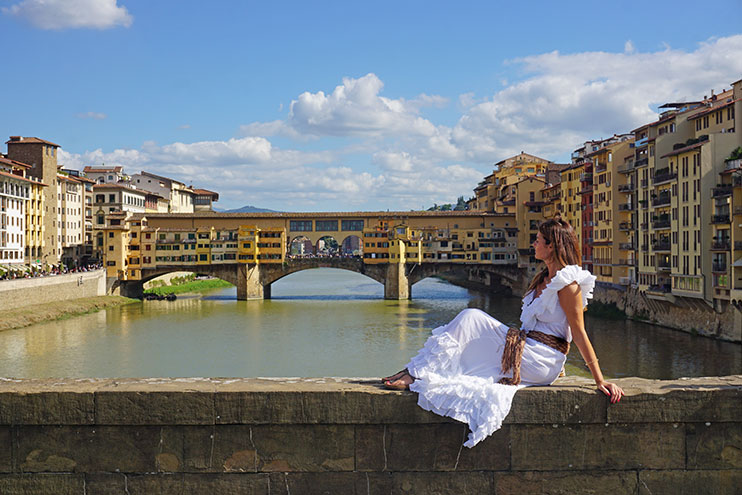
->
xmin=0 ymin=269 xmax=739 ymax=379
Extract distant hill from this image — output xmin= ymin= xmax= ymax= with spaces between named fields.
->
xmin=217 ymin=205 xmax=280 ymax=213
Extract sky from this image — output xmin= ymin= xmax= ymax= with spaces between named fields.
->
xmin=1 ymin=0 xmax=741 ymax=212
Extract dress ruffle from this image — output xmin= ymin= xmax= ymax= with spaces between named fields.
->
xmin=521 ymin=265 xmax=595 ymax=330
xmin=409 ymin=372 xmax=523 ymax=447
xmin=407 ymin=325 xmax=462 ymax=378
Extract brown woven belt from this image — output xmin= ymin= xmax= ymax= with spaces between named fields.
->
xmin=499 ymin=328 xmax=570 ymax=385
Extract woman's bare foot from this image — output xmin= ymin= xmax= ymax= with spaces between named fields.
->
xmin=383 ymin=371 xmax=415 ymax=390
xmin=381 ymin=368 xmax=408 ymax=383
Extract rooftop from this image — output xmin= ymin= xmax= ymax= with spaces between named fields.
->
xmin=5 ymin=136 xmax=60 ymax=147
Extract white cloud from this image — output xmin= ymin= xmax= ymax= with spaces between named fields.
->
xmin=3 ymin=0 xmax=132 ymax=30
xmin=76 ymin=111 xmax=107 ymax=120
xmin=178 ymin=124 xmax=191 ymax=130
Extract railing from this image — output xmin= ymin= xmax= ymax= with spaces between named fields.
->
xmin=595 ymin=162 xmax=607 ymax=173
xmin=593 ymin=258 xmax=611 ymax=265
xmin=618 ymin=242 xmax=634 ymax=250
xmin=653 ymin=172 xmax=677 ymax=184
xmin=712 ymin=262 xmax=727 ymax=272
xmin=617 ymin=163 xmax=634 ymax=174
xmin=652 ymin=218 xmax=671 ymax=229
xmin=652 ymin=241 xmax=671 ymax=251
xmin=712 ymin=185 xmax=733 ymax=198
xmin=657 ymin=262 xmax=671 ymax=270
xmin=724 ymin=158 xmax=741 ymax=171
xmin=579 ymin=173 xmax=593 ymax=182
xmin=648 ymin=283 xmax=671 ymax=293
xmin=652 ymin=195 xmax=671 ymax=207
xmin=711 ymin=239 xmax=731 ymax=250
xmin=635 ymin=157 xmax=649 ymax=168
xmin=640 ymin=244 xmax=648 ymax=251
xmin=617 ymin=258 xmax=634 ymax=265
xmin=578 ymin=185 xmax=593 ymax=194
xmin=618 ymin=222 xmax=634 ymax=231
xmin=640 ymin=179 xmax=648 ymax=188
xmin=736 ymin=241 xmax=742 ymax=251
xmin=639 ymin=199 xmax=648 ymax=209
xmin=711 ymin=214 xmax=730 ymax=224
xmin=618 ymin=183 xmax=635 ymax=192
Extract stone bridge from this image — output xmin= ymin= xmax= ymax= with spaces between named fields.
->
xmin=110 ymin=259 xmax=530 ymax=300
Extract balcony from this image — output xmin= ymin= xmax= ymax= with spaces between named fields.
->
xmin=617 ymin=163 xmax=634 ymax=174
xmin=619 ymin=242 xmax=634 ymax=250
xmin=618 ymin=221 xmax=634 ymax=231
xmin=595 ymin=162 xmax=607 ymax=173
xmin=618 ymin=202 xmax=633 ymax=211
xmin=499 ymin=199 xmax=515 ymax=207
xmin=735 ymin=241 xmax=742 ymax=251
xmin=653 ymin=171 xmax=677 ymax=185
xmin=617 ymin=258 xmax=634 ymax=266
xmin=638 ymin=199 xmax=648 ymax=210
xmin=712 ymin=262 xmax=727 ymax=272
xmin=640 ymin=179 xmax=648 ymax=188
xmin=641 ymin=244 xmax=649 ymax=251
xmin=711 ymin=214 xmax=730 ymax=224
xmin=618 ymin=183 xmax=635 ymax=192
xmin=712 ymin=185 xmax=733 ymax=198
xmin=652 ymin=218 xmax=671 ymax=229
xmin=657 ymin=262 xmax=671 ymax=272
xmin=635 ymin=157 xmax=649 ymax=168
xmin=711 ymin=239 xmax=731 ymax=251
xmin=647 ymin=283 xmax=671 ymax=293
xmin=652 ymin=240 xmax=671 ymax=251
xmin=634 ymin=137 xmax=649 ymax=148
xmin=578 ymin=185 xmax=593 ymax=195
xmin=579 ymin=173 xmax=593 ymax=183
xmin=724 ymin=158 xmax=741 ymax=171
xmin=652 ymin=194 xmax=671 ymax=207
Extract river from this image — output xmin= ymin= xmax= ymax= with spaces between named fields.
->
xmin=0 ymin=269 xmax=739 ymax=379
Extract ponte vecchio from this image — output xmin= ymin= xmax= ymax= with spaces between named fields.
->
xmin=102 ymin=210 xmax=535 ymax=300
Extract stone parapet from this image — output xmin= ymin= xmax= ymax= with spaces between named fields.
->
xmin=0 ymin=376 xmax=740 ymax=494
xmin=0 ymin=269 xmax=106 ymax=311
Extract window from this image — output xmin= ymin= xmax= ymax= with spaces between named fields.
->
xmin=290 ymin=220 xmax=313 ymax=231
xmin=109 ymin=194 xmax=116 ymax=202
xmin=341 ymin=219 xmax=364 ymax=231
xmin=108 ymin=232 xmax=114 ymax=238
xmin=315 ymin=220 xmax=338 ymax=231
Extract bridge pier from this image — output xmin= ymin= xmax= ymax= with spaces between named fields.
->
xmin=384 ymin=262 xmax=410 ymax=300
xmin=236 ymin=264 xmax=268 ymax=300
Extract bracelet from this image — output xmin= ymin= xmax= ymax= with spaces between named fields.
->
xmin=584 ymin=358 xmax=599 ymax=367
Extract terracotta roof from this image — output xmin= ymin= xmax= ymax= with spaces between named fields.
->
xmin=57 ymin=174 xmax=80 ymax=183
xmin=83 ymin=166 xmax=123 ymax=173
xmin=660 ymin=140 xmax=707 ymax=159
xmin=5 ymin=136 xmax=60 ymax=147
xmin=0 ymin=169 xmax=47 ymax=185
xmin=74 ymin=176 xmax=96 ymax=184
xmin=192 ymin=188 xmax=219 ymax=197
xmin=142 ymin=210 xmax=515 ymax=220
xmin=686 ymin=98 xmax=739 ymax=121
xmin=0 ymin=156 xmax=31 ymax=169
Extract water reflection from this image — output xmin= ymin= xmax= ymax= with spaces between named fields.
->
xmin=0 ymin=268 xmax=739 ymax=379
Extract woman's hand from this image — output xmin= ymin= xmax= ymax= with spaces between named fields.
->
xmin=597 ymin=381 xmax=624 ymax=404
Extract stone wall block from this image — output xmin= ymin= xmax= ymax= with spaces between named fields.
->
xmin=95 ymin=391 xmax=214 ymax=425
xmin=180 ymin=425 xmax=259 ymax=473
xmin=123 ymin=473 xmax=185 ymax=495
xmin=355 ymin=424 xmax=510 ymax=472
xmin=0 ymin=392 xmax=94 ymax=425
xmin=83 ymin=473 xmax=127 ymax=494
xmin=16 ymin=426 xmax=92 ymax=473
xmin=215 ymin=390 xmax=446 ymax=425
xmin=0 ymin=427 xmax=11 ymax=473
xmin=508 ymin=386 xmax=607 ymax=424
xmin=607 ymin=385 xmax=742 ymax=423
xmin=686 ymin=422 xmax=742 ymax=470
xmin=251 ymin=425 xmax=355 ymax=472
xmin=638 ymin=469 xmax=742 ymax=495
xmin=510 ymin=423 xmax=685 ymax=470
xmin=182 ymin=473 xmax=270 ymax=493
xmin=388 ymin=471 xmax=495 ymax=494
xmin=0 ymin=474 xmax=84 ymax=495
xmin=495 ymin=470 xmax=638 ymax=494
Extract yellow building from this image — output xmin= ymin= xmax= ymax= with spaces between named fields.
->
xmin=559 ymin=163 xmax=583 ymax=246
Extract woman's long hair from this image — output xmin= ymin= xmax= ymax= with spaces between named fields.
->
xmin=526 ymin=214 xmax=581 ymax=294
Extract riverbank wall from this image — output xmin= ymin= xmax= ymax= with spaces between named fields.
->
xmin=1 ymin=376 xmax=739 ymax=494
xmin=593 ymin=284 xmax=742 ymax=343
xmin=0 ymin=269 xmax=107 ymax=312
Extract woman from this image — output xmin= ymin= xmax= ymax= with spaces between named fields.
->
xmin=382 ymin=216 xmax=623 ymax=447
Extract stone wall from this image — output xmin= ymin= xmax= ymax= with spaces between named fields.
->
xmin=593 ymin=284 xmax=742 ymax=343
xmin=0 ymin=269 xmax=106 ymax=311
xmin=0 ymin=376 xmax=739 ymax=494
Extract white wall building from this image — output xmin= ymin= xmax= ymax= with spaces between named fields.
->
xmin=0 ymin=170 xmax=30 ymax=265
xmin=130 ymin=171 xmax=194 ymax=213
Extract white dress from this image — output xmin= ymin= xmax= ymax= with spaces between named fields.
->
xmin=406 ymin=265 xmax=596 ymax=447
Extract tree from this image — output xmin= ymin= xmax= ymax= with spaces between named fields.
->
xmin=454 ymin=196 xmax=467 ymax=211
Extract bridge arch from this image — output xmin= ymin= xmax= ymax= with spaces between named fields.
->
xmin=258 ymin=258 xmax=387 ymax=287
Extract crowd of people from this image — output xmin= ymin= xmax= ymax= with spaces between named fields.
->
xmin=0 ymin=262 xmax=103 ymax=281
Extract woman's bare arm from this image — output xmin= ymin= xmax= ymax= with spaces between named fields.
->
xmin=558 ymin=282 xmax=623 ymax=404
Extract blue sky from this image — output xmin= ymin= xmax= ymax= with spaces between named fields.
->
xmin=2 ymin=0 xmax=741 ymax=211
